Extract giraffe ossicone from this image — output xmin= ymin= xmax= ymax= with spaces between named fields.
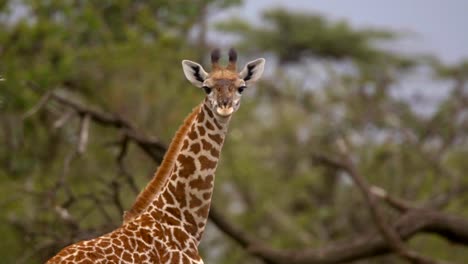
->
xmin=47 ymin=48 xmax=265 ymax=264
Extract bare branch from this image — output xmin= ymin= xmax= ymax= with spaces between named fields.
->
xmin=50 ymin=91 xmax=130 ymax=129
xmin=53 ymin=110 xmax=74 ymax=129
xmin=337 ymin=141 xmax=447 ymax=264
xmin=110 ymin=180 xmax=125 ymax=216
xmin=22 ymin=91 xmax=52 ymax=120
xmin=116 ymin=135 xmax=139 ymax=195
xmin=370 ymin=185 xmax=416 ymax=212
xmin=209 ymin=206 xmax=278 ymax=264
xmin=77 ymin=114 xmax=90 ymax=154
xmin=48 ymin=91 xmax=167 ymax=161
xmin=211 ymin=205 xmax=468 ymax=264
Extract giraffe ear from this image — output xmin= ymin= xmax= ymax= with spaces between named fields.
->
xmin=182 ymin=60 xmax=209 ymax=88
xmin=239 ymin=58 xmax=265 ymax=85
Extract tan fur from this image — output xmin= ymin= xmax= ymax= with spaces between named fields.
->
xmin=123 ymin=104 xmax=202 ymax=223
xmin=209 ymin=69 xmax=238 ymax=79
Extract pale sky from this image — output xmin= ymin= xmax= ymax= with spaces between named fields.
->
xmin=233 ymin=0 xmax=468 ymax=64
xmin=210 ymin=0 xmax=468 ymax=115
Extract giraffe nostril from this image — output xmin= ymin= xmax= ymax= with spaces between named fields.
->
xmin=221 ymin=99 xmax=229 ymax=107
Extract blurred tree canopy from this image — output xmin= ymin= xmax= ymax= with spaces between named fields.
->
xmin=1 ymin=1 xmax=468 ymax=264
xmin=216 ymin=8 xmax=411 ymax=65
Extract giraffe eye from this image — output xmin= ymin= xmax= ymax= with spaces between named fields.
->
xmin=237 ymin=86 xmax=246 ymax=94
xmin=202 ymin=86 xmax=212 ymax=94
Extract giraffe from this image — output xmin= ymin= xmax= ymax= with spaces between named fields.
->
xmin=46 ymin=48 xmax=265 ymax=264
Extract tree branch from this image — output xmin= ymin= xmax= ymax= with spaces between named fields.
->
xmin=335 ymin=137 xmax=447 ymax=264
xmin=22 ymin=91 xmax=52 ymax=120
xmin=211 ymin=207 xmax=468 ymax=264
xmin=77 ymin=114 xmax=90 ymax=154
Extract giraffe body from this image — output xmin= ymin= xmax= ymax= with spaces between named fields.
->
xmin=47 ymin=49 xmax=265 ymax=264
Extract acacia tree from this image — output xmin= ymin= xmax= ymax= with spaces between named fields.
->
xmin=2 ymin=3 xmax=468 ymax=264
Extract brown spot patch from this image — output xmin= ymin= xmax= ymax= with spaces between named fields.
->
xmin=198 ymin=125 xmax=206 ymax=136
xmin=121 ymin=236 xmax=131 ymax=248
xmin=123 ymin=251 xmax=132 ymax=262
xmin=173 ymin=228 xmax=190 ymax=245
xmin=172 ymin=252 xmax=181 ymax=263
xmin=166 ymin=205 xmax=182 ymax=218
xmin=127 ymin=222 xmax=138 ymax=232
xmin=184 ymin=209 xmax=197 ymax=226
xmin=213 ymin=118 xmax=223 ymax=130
xmin=173 ymin=181 xmax=187 ymax=208
xmin=189 ymin=142 xmax=201 ymax=154
xmin=139 ymin=228 xmax=153 ymax=245
xmin=187 ymin=129 xmax=197 ymax=140
xmin=164 ymin=211 xmax=180 ymax=226
xmin=114 ymin=246 xmax=123 ymax=258
xmin=114 ymin=238 xmax=123 ymax=247
xmin=161 ymin=251 xmax=171 ymax=262
xmin=181 ymin=139 xmax=190 ymax=150
xmin=98 ymin=240 xmax=110 ymax=248
xmin=204 ymin=104 xmax=214 ymax=118
xmin=162 ymin=191 xmax=174 ymax=205
xmin=184 ymin=223 xmax=197 ymax=237
xmin=76 ymin=251 xmax=86 ymax=260
xmin=189 ymin=194 xmax=203 ymax=208
xmin=208 ymin=133 xmax=223 ymax=144
xmin=201 ymin=139 xmax=212 ymax=150
xmin=189 ymin=175 xmax=214 ymax=190
xmin=86 ymin=251 xmax=103 ymax=259
xmin=104 ymin=247 xmax=113 ymax=255
xmin=203 ymin=192 xmax=211 ymax=200
xmin=205 ymin=121 xmax=215 ymax=130
xmin=196 ymin=203 xmax=211 ymax=218
xmin=197 ymin=108 xmax=205 ymax=123
xmin=199 ymin=155 xmax=217 ymax=170
xmin=154 ymin=195 xmax=165 ymax=208
xmin=211 ymin=148 xmax=220 ymax=157
xmin=178 ymin=154 xmax=195 ymax=179
xmin=166 ymin=184 xmax=177 ymax=203
xmin=133 ymin=253 xmax=142 ymax=262
xmin=186 ymin=245 xmax=201 ymax=259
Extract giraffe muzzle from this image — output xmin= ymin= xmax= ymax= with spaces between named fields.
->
xmin=216 ymin=106 xmax=234 ymax=116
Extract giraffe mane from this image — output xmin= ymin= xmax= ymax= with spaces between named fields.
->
xmin=123 ymin=104 xmax=202 ymax=224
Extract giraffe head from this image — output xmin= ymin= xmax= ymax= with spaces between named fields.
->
xmin=182 ymin=48 xmax=265 ymax=118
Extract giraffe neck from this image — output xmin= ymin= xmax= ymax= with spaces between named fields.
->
xmin=143 ymin=100 xmax=230 ymax=243
xmin=123 ymin=104 xmax=202 ymax=224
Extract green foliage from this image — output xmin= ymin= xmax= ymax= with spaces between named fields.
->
xmin=429 ymin=56 xmax=468 ymax=80
xmin=216 ymin=8 xmax=400 ymax=64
